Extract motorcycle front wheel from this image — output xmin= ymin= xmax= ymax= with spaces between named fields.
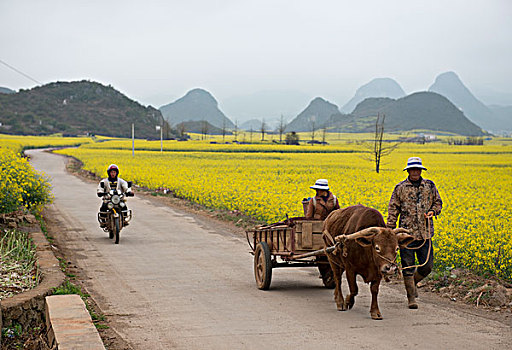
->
xmin=114 ymin=216 xmax=120 ymax=244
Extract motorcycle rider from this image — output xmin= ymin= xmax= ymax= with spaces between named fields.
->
xmin=97 ymin=164 xmax=134 ymax=228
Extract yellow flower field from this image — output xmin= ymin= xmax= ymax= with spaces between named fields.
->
xmin=54 ymin=139 xmax=512 ymax=280
xmin=0 ymin=133 xmax=95 ymax=213
xmin=0 ymin=148 xmax=52 ymax=213
xmin=0 ymin=133 xmax=96 ymax=154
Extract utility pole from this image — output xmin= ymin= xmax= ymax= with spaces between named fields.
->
xmin=132 ymin=123 xmax=135 ymax=157
xmin=158 ymin=113 xmax=163 ymax=152
xmin=156 ymin=125 xmax=163 ymax=152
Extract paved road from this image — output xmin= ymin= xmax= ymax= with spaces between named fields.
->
xmin=28 ymin=149 xmax=512 ymax=350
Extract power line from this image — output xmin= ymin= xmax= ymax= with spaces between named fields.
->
xmin=0 ymin=58 xmax=42 ymax=85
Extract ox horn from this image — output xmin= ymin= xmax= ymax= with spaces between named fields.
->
xmin=335 ymin=227 xmax=381 ymax=243
xmin=393 ymin=228 xmax=411 ymax=235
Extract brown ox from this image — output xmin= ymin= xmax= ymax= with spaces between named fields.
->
xmin=323 ymin=204 xmax=414 ymax=320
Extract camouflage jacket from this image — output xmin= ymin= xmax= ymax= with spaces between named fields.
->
xmin=386 ymin=177 xmax=442 ymax=240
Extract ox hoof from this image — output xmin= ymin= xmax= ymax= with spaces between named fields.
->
xmin=343 ymin=301 xmax=354 ymax=310
xmin=408 ymin=302 xmax=418 ymax=309
xmin=337 ymin=304 xmax=347 ymax=311
xmin=371 ymin=311 xmax=383 ymax=320
xmin=344 ymin=296 xmax=355 ymax=310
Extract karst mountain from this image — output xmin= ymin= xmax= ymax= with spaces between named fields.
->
xmin=159 ymin=88 xmax=234 ymax=129
xmin=285 ymin=97 xmax=344 ymax=132
xmin=341 ymin=78 xmax=406 ymax=113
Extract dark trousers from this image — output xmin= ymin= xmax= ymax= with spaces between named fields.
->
xmin=400 ymin=239 xmax=434 ymax=277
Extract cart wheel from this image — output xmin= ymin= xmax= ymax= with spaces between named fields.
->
xmin=318 ymin=264 xmax=335 ymax=289
xmin=254 ymin=242 xmax=272 ymax=290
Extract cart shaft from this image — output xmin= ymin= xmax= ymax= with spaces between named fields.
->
xmin=288 ymin=245 xmax=336 ymax=260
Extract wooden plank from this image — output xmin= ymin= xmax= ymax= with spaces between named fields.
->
xmin=312 ymin=221 xmax=323 ymax=232
xmin=302 ymin=222 xmax=313 ymax=249
xmin=295 ymin=221 xmax=323 ymax=233
xmin=312 ymin=234 xmax=326 ymax=250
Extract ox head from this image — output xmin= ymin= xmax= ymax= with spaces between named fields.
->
xmin=335 ymin=227 xmax=415 ymax=276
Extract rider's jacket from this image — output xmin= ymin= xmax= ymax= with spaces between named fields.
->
xmin=97 ymin=177 xmax=132 ymax=198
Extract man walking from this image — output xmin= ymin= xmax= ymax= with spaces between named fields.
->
xmin=387 ymin=157 xmax=442 ymax=309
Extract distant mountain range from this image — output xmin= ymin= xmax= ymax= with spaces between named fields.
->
xmin=341 ymin=78 xmax=406 ymax=113
xmin=0 ymin=81 xmax=168 ymax=138
xmin=337 ymin=92 xmax=485 ymax=136
xmin=1 ymin=71 xmax=510 ymax=138
xmin=160 ymin=89 xmax=234 ymax=129
xmin=285 ymin=92 xmax=485 ymax=136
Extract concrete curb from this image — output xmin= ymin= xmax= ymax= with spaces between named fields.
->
xmin=1 ymin=227 xmax=66 ymax=330
xmin=46 ymin=295 xmax=105 ymax=350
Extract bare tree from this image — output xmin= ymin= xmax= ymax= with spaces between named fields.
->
xmin=201 ymin=120 xmax=209 ymax=140
xmin=277 ymin=114 xmax=286 ymax=143
xmin=163 ymin=119 xmax=172 ymax=139
xmin=260 ymin=119 xmax=267 ymax=141
xmin=177 ymin=123 xmax=187 ymax=140
xmin=233 ymin=120 xmax=239 ymax=142
xmin=160 ymin=114 xmax=172 ymax=139
xmin=321 ymin=117 xmax=330 ymax=145
xmin=310 ymin=115 xmax=316 ymax=145
xmin=362 ymin=114 xmax=399 ymax=173
xmin=249 ymin=126 xmax=253 ymax=143
xmin=221 ymin=119 xmax=227 ymax=142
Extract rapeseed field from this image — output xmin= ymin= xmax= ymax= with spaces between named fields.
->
xmin=54 ymin=137 xmax=512 ymax=280
xmin=2 ymin=134 xmax=509 ymax=280
xmin=0 ymin=134 xmax=93 ymax=213
xmin=0 ymin=133 xmax=95 ymax=152
xmin=0 ymin=148 xmax=52 ymax=213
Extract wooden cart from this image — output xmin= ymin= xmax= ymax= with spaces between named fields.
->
xmin=246 ymin=218 xmax=337 ymax=290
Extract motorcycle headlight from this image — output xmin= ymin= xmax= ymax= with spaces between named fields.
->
xmin=111 ymin=194 xmax=121 ymax=205
xmin=120 ymin=201 xmax=126 ymax=207
xmin=107 ymin=202 xmax=114 ymax=209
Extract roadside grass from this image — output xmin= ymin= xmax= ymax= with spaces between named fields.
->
xmin=0 ymin=228 xmax=40 ymax=299
xmin=0 ymin=224 xmax=47 ymax=349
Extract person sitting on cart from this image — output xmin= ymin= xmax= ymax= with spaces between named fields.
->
xmin=305 ymin=179 xmax=340 ymax=220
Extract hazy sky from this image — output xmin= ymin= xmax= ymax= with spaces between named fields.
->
xmin=1 ymin=0 xmax=511 ymax=110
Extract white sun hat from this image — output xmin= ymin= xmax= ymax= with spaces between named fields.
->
xmin=403 ymin=157 xmax=427 ymax=171
xmin=310 ymin=179 xmax=329 ymax=190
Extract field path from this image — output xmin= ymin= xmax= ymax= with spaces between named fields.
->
xmin=27 ymin=149 xmax=512 ymax=349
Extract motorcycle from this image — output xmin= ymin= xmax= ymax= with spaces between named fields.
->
xmin=97 ymin=182 xmax=133 ymax=244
